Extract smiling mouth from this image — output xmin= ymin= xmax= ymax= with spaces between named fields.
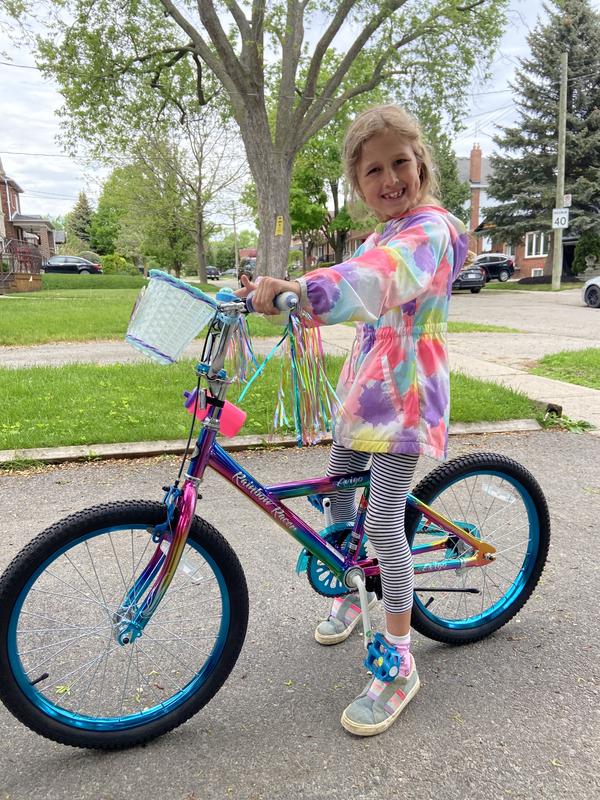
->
xmin=381 ymin=189 xmax=405 ymax=200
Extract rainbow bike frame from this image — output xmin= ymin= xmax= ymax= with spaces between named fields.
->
xmin=114 ymin=298 xmax=496 ymax=646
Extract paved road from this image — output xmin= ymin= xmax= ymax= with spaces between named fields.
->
xmin=0 ymin=430 xmax=598 ymax=799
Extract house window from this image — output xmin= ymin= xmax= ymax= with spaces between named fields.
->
xmin=503 ymin=243 xmax=514 ymax=257
xmin=525 ymin=232 xmax=549 ymax=258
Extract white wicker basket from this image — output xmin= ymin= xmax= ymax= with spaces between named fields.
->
xmin=125 ymin=270 xmax=217 ymax=364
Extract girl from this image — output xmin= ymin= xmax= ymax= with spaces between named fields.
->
xmin=237 ymin=104 xmax=468 ymax=736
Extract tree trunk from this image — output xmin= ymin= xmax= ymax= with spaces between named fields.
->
xmin=335 ymin=230 xmax=347 ymax=264
xmin=238 ymin=112 xmax=295 ymax=278
xmin=253 ymin=165 xmax=293 ymax=278
xmin=196 ymin=202 xmax=207 ymax=282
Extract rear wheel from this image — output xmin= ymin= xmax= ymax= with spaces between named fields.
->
xmin=498 ymin=268 xmax=510 ymax=282
xmin=584 ymin=285 xmax=600 ymax=308
xmin=406 ymin=453 xmax=549 ymax=645
xmin=0 ymin=501 xmax=248 ymax=749
xmin=79 ymin=269 xmax=90 ymax=274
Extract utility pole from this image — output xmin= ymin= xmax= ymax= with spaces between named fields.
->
xmin=552 ymin=50 xmax=569 ymax=290
xmin=231 ymin=204 xmax=239 ymax=271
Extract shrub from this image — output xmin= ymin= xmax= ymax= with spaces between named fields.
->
xmin=573 ymin=231 xmax=600 ymax=275
xmin=100 ymin=254 xmax=140 ymax=275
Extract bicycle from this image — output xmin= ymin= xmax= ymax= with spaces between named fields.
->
xmin=0 ymin=273 xmax=550 ymax=749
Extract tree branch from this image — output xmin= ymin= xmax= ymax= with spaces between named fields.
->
xmin=275 ymin=1 xmax=306 ymax=151
xmin=292 ymin=0 xmax=362 ymax=125
xmin=157 ymin=0 xmax=241 ymax=107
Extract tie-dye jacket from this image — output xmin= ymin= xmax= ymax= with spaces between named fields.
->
xmin=297 ymin=205 xmax=468 ymax=460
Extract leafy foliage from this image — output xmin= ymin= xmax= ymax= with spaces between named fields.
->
xmin=29 ymin=0 xmax=508 ymax=276
xmin=573 ymin=230 xmax=600 ymax=274
xmin=69 ymin=192 xmax=94 ymax=244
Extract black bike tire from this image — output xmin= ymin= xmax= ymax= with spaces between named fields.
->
xmin=406 ymin=453 xmax=550 ymax=645
xmin=0 ymin=500 xmax=249 ymax=750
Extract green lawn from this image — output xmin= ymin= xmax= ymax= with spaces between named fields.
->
xmin=0 ymin=357 xmax=538 ymax=451
xmin=449 ymin=322 xmax=520 ymax=333
xmin=344 ymin=321 xmax=520 ymax=333
xmin=0 ymin=285 xmax=282 ymax=345
xmin=484 ymin=281 xmax=582 ymax=291
xmin=531 ymin=348 xmax=600 ymax=390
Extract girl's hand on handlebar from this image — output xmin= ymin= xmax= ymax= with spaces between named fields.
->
xmin=235 ymin=274 xmax=300 ymax=315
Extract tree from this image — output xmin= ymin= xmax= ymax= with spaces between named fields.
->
xmin=69 ymin=192 xmax=93 ymax=244
xmin=426 ymin=122 xmax=470 ymax=222
xmin=484 ymin=0 xmax=600 ymax=261
xmin=30 ymin=0 xmax=507 ymax=277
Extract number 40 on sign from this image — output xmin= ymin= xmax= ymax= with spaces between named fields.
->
xmin=552 ymin=208 xmax=569 ymax=229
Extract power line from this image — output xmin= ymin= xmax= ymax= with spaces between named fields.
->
xmin=0 ymin=60 xmax=38 ymax=69
xmin=0 ymin=150 xmax=72 ymax=158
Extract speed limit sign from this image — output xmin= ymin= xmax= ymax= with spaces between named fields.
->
xmin=552 ymin=208 xmax=569 ymax=229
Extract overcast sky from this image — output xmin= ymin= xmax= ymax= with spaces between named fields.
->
xmin=0 ymin=1 xmax=579 ymax=221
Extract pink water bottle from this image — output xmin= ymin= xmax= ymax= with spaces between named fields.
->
xmin=183 ymin=388 xmax=247 ymax=437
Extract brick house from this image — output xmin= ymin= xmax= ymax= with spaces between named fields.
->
xmin=458 ymin=144 xmax=564 ymax=278
xmin=0 ymin=158 xmax=60 ymax=292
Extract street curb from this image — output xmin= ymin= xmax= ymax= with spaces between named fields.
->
xmin=0 ymin=419 xmax=542 ymax=466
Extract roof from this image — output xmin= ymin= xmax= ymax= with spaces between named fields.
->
xmin=11 ymin=214 xmax=55 ymax=230
xmin=0 ymin=157 xmax=24 ymax=193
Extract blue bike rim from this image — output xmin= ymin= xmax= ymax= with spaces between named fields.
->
xmin=413 ymin=469 xmax=540 ymax=630
xmin=7 ymin=524 xmax=231 ymax=731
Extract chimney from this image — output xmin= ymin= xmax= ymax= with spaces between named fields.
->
xmin=469 ymin=144 xmax=482 ymax=184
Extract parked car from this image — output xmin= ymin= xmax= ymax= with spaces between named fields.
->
xmin=220 ymin=268 xmax=237 ymax=278
xmin=205 ymin=266 xmax=220 ymax=280
xmin=582 ymin=276 xmax=600 ymax=308
xmin=452 ymin=264 xmax=486 ymax=293
xmin=473 ymin=253 xmax=515 ymax=282
xmin=43 ymin=255 xmax=103 ymax=275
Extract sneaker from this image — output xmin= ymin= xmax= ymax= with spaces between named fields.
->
xmin=314 ymin=592 xmax=378 ymax=646
xmin=340 ymin=656 xmax=420 ymax=737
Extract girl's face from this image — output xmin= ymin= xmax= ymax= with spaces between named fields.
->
xmin=356 ymin=129 xmax=422 ymax=221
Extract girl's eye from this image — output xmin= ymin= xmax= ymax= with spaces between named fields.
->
xmin=395 ymin=159 xmax=408 ymax=166
xmin=367 ymin=166 xmax=380 ymax=175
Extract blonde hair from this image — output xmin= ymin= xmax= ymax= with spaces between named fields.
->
xmin=343 ymin=105 xmax=439 ymax=208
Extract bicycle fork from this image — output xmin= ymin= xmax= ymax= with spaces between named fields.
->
xmin=112 ymin=479 xmax=198 ymax=646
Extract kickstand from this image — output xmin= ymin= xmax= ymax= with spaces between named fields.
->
xmin=349 ymin=573 xmax=373 ymax=650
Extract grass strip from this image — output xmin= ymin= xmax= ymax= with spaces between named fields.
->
xmin=484 ymin=281 xmax=582 ymax=291
xmin=0 ymin=287 xmax=281 ymax=345
xmin=41 ymin=274 xmax=149 ymax=290
xmin=0 ymin=358 xmax=538 ymax=450
xmin=530 ymin=348 xmax=600 ymax=390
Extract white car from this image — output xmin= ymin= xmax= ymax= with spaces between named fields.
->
xmin=582 ymin=276 xmax=600 ymax=308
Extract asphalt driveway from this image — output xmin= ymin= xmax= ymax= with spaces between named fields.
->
xmin=0 ymin=429 xmax=598 ymax=800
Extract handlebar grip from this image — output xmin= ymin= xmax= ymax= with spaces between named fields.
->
xmin=245 ymin=290 xmax=299 ymax=315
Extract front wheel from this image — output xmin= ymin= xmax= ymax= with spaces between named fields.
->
xmin=584 ymin=285 xmax=600 ymax=308
xmin=406 ymin=453 xmax=549 ymax=645
xmin=470 ymin=287 xmax=482 ymax=293
xmin=0 ymin=501 xmax=248 ymax=749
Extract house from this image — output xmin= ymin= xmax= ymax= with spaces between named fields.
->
xmin=459 ymin=144 xmax=561 ymax=278
xmin=0 ymin=158 xmax=57 ymax=293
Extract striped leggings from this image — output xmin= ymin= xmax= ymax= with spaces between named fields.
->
xmin=327 ymin=443 xmax=418 ymax=614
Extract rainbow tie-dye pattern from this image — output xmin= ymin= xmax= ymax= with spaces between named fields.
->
xmin=297 ymin=205 xmax=468 ymax=460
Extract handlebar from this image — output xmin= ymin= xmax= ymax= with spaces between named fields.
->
xmin=245 ymin=290 xmax=299 ymax=316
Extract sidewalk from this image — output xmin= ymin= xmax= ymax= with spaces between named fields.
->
xmin=318 ymin=324 xmax=600 ymax=432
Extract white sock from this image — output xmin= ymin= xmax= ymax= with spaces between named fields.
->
xmin=384 ymin=631 xmax=410 ymax=647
